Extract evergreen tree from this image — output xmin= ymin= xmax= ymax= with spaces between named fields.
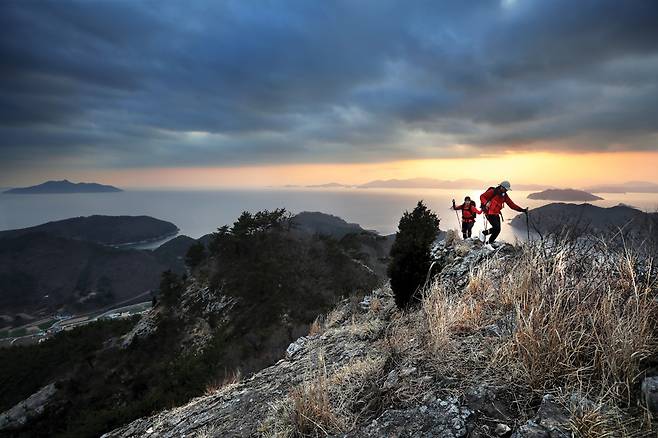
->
xmin=185 ymin=242 xmax=207 ymax=268
xmin=160 ymin=269 xmax=184 ymax=307
xmin=387 ymin=201 xmax=440 ymax=308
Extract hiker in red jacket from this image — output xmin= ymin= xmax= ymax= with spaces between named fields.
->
xmin=452 ymin=196 xmax=481 ymax=239
xmin=479 ymin=181 xmax=527 ymax=246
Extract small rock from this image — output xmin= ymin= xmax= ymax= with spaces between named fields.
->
xmin=285 ymin=337 xmax=307 ymax=358
xmin=383 ymin=370 xmax=399 ymax=390
xmin=641 ymin=376 xmax=658 ymax=415
xmin=398 ymin=366 xmax=417 ymax=377
xmin=495 ymin=423 xmax=511 ymax=436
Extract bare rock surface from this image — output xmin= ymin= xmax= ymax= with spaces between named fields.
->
xmin=0 ymin=383 xmax=57 ymax=431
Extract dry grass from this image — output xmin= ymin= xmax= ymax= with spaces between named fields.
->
xmin=444 ymin=229 xmax=460 ymax=246
xmin=499 ymin=243 xmax=657 ymax=401
xmin=369 ymin=297 xmax=383 ymax=314
xmin=454 ymin=241 xmax=471 ymax=257
xmin=204 ymin=368 xmax=242 ymax=395
xmin=308 ymin=316 xmax=324 ymax=336
xmin=260 ymin=354 xmax=387 ymax=437
xmin=418 ymin=239 xmax=657 ymax=434
xmin=325 ymin=307 xmax=347 ymax=329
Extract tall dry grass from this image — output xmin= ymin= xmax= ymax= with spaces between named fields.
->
xmin=420 ymin=239 xmax=657 ymax=432
xmin=260 ymin=353 xmax=387 ymax=437
xmin=500 ymin=242 xmax=657 ymax=402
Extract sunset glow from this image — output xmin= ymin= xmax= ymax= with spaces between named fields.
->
xmin=30 ymin=151 xmax=655 ymax=189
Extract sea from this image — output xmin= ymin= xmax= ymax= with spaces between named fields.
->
xmin=1 ymin=188 xmax=657 ymax=248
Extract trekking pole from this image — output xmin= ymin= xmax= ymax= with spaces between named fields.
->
xmin=525 ymin=210 xmax=530 ymax=242
xmin=452 ymin=199 xmax=461 ymax=231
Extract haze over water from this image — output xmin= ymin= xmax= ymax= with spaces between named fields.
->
xmin=2 ymin=188 xmax=657 ymax=246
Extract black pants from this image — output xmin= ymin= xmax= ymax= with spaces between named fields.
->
xmin=461 ymin=221 xmax=474 ymax=239
xmin=483 ymin=214 xmax=501 ymax=243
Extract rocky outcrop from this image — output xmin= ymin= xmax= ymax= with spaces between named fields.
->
xmin=121 ymin=282 xmax=235 ymax=354
xmin=0 ymin=383 xmax=57 ymax=431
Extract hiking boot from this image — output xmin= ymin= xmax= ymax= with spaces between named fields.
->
xmin=478 ymin=230 xmax=486 ymax=242
xmin=484 ymin=243 xmax=495 ymax=251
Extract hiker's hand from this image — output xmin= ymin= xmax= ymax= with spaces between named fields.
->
xmin=523 ymin=207 xmax=529 ymax=213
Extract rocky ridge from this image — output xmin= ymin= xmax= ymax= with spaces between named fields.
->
xmin=103 ymin=237 xmax=657 ymax=437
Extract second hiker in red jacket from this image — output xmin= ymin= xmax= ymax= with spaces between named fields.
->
xmin=479 ymin=181 xmax=527 ymax=245
xmin=452 ymin=196 xmax=481 ymax=239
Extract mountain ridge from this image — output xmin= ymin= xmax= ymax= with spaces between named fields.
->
xmin=3 ymin=180 xmax=122 ymax=194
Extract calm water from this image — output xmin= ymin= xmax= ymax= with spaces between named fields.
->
xmin=1 ymin=188 xmax=657 ymax=246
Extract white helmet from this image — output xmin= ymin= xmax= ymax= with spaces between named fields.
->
xmin=499 ymin=180 xmax=512 ymax=191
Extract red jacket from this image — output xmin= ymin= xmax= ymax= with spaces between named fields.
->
xmin=480 ymin=187 xmax=524 ymax=215
xmin=454 ymin=203 xmax=481 ymax=223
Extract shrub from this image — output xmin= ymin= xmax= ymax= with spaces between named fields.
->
xmin=387 ymin=201 xmax=440 ymax=309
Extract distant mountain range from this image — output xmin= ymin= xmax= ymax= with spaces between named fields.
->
xmin=299 ymin=178 xmax=658 ymax=193
xmin=304 ymin=182 xmax=352 ymax=188
xmin=584 ymin=181 xmax=658 ymax=193
xmin=301 ymin=178 xmax=553 ymax=191
xmin=527 ymin=189 xmax=603 ymax=201
xmin=511 ymin=203 xmax=658 ymax=240
xmin=3 ymin=180 xmax=122 ymax=194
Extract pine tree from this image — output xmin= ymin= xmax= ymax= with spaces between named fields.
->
xmin=387 ymin=201 xmax=440 ymax=308
xmin=159 ymin=270 xmax=184 ymax=307
xmin=185 ymin=242 xmax=207 ymax=268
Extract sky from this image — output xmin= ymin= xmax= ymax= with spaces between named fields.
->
xmin=1 ymin=0 xmax=657 ymax=188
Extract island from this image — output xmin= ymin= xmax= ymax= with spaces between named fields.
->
xmin=3 ymin=179 xmax=122 ymax=194
xmin=0 ymin=215 xmax=179 ymax=246
xmin=527 ymin=188 xmax=603 ymax=201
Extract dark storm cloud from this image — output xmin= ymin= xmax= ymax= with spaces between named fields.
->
xmin=1 ymin=0 xmax=657 ymax=170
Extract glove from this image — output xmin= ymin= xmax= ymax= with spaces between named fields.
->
xmin=523 ymin=207 xmax=529 ymax=213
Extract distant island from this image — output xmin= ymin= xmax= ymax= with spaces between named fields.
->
xmin=527 ymin=188 xmax=603 ymax=201
xmin=3 ymin=179 xmax=122 ymax=194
